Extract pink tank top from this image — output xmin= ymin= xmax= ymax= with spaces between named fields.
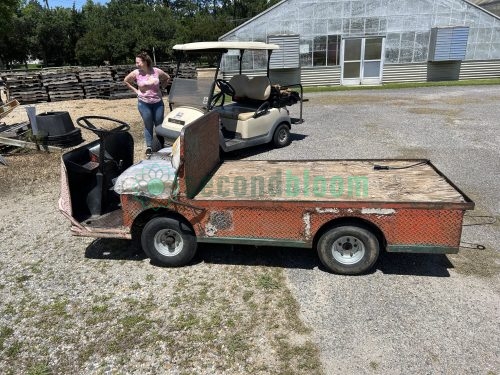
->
xmin=135 ymin=67 xmax=162 ymax=104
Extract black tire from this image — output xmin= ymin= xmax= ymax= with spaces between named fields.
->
xmin=141 ymin=216 xmax=197 ymax=267
xmin=317 ymin=225 xmax=379 ymax=275
xmin=272 ymin=123 xmax=291 ymax=148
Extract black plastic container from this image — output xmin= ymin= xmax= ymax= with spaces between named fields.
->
xmin=36 ymin=111 xmax=75 ymax=136
xmin=34 ymin=111 xmax=83 ymax=147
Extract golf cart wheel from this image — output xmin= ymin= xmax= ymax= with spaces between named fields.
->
xmin=141 ymin=216 xmax=197 ymax=267
xmin=317 ymin=225 xmax=379 ymax=275
xmin=273 ymin=123 xmax=291 ymax=148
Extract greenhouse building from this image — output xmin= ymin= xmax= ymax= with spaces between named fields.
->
xmin=219 ymin=0 xmax=500 ymax=85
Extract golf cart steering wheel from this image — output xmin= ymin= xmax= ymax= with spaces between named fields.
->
xmin=215 ymin=79 xmax=235 ymax=97
xmin=76 ymin=116 xmax=130 ymax=137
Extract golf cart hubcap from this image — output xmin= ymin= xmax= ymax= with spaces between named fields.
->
xmin=154 ymin=229 xmax=183 ymax=257
xmin=278 ymin=128 xmax=288 ymax=142
xmin=332 ymin=235 xmax=365 ymax=265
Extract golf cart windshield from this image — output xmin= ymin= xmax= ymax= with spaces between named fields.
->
xmin=168 ymin=77 xmax=214 ymax=109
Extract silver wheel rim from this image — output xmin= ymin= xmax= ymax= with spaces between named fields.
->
xmin=278 ymin=128 xmax=288 ymax=143
xmin=153 ymin=229 xmax=183 ymax=257
xmin=331 ymin=235 xmax=365 ymax=265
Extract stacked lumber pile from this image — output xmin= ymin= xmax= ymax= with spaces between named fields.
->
xmin=1 ymin=72 xmax=48 ymax=104
xmin=41 ymin=68 xmax=84 ymax=102
xmin=78 ymin=66 xmax=115 ymax=98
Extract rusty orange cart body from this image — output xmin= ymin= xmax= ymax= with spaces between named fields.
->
xmin=60 ymin=112 xmax=474 ymax=274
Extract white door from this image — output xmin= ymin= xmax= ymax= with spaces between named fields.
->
xmin=341 ymin=37 xmax=384 ymax=85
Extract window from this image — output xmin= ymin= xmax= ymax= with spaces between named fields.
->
xmin=327 ymin=35 xmax=341 ymax=65
xmin=313 ymin=36 xmax=327 ymax=66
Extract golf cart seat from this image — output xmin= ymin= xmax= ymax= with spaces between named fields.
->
xmin=218 ymin=75 xmax=272 ymax=121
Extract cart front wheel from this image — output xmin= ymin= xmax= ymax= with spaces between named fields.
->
xmin=317 ymin=225 xmax=379 ymax=275
xmin=141 ymin=217 xmax=197 ymax=267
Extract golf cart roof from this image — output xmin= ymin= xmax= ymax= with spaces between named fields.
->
xmin=173 ymin=41 xmax=279 ymax=52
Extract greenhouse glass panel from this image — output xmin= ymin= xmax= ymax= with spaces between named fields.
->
xmin=313 ymin=51 xmax=326 ymax=66
xmin=468 ymin=27 xmax=479 ymax=43
xmin=479 ymin=12 xmax=494 ymax=27
xmin=351 ymin=1 xmax=365 ymax=17
xmin=365 ymin=18 xmax=379 ymax=34
xmin=385 ymin=33 xmax=401 ymax=60
xmin=343 ymin=2 xmax=352 ymax=17
xmin=300 ymin=39 xmax=313 ymax=67
xmin=253 ymin=51 xmax=268 ymax=70
xmin=405 ymin=0 xmax=419 ymax=15
xmin=478 ymin=28 xmax=492 ymax=43
xmin=301 ymin=4 xmax=314 ymax=19
xmin=224 ymin=56 xmax=239 ymax=71
xmin=379 ymin=18 xmax=387 ymax=32
xmin=241 ymin=53 xmax=254 ymax=70
xmin=328 ymin=19 xmax=343 ymax=34
xmin=435 ymin=14 xmax=452 ymax=26
xmin=350 ymin=18 xmax=364 ymax=35
xmin=465 ymin=10 xmax=480 ymax=27
xmin=400 ymin=32 xmax=415 ymax=62
xmin=344 ymin=62 xmax=360 ymax=78
xmin=414 ymin=31 xmax=430 ymax=62
xmin=343 ymin=19 xmax=351 ymax=34
xmin=301 ymin=21 xmax=313 ymax=35
xmin=388 ymin=16 xmax=405 ymax=32
xmin=315 ymin=3 xmax=329 ymax=19
xmin=366 ymin=0 xmax=383 ymax=17
xmin=491 ymin=44 xmax=500 ymax=58
xmin=314 ymin=20 xmax=327 ymax=34
xmin=328 ymin=2 xmax=343 ymax=18
xmin=494 ymin=27 xmax=500 ymax=43
xmin=474 ymin=43 xmax=491 ymax=59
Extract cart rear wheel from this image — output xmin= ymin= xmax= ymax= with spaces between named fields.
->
xmin=317 ymin=225 xmax=379 ymax=275
xmin=272 ymin=123 xmax=291 ymax=148
xmin=141 ymin=217 xmax=197 ymax=267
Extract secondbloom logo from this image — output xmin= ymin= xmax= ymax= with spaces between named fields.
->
xmin=197 ymin=169 xmax=368 ymax=198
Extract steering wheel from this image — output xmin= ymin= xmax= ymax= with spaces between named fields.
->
xmin=76 ymin=116 xmax=130 ymax=137
xmin=215 ymin=79 xmax=235 ymax=97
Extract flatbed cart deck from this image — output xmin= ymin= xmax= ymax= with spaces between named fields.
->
xmin=60 ymin=112 xmax=474 ymax=275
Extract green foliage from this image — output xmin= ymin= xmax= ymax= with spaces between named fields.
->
xmin=0 ymin=0 xmax=278 ymax=68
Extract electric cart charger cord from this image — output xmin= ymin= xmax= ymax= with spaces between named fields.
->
xmin=373 ymin=161 xmax=428 ymax=170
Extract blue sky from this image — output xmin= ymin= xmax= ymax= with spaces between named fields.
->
xmin=47 ymin=0 xmax=109 ymax=9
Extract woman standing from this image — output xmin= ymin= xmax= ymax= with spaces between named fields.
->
xmin=124 ymin=52 xmax=171 ymax=156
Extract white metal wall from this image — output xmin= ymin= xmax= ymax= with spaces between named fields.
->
xmin=382 ymin=63 xmax=428 ymax=83
xmin=459 ymin=60 xmax=500 ymax=79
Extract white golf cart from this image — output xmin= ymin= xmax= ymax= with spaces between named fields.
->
xmin=155 ymin=41 xmax=303 ymax=152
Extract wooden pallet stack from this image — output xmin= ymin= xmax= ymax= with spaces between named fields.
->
xmin=1 ymin=71 xmax=48 ymax=104
xmin=78 ymin=67 xmax=115 ymax=98
xmin=41 ymin=68 xmax=84 ymax=102
xmin=109 ymin=65 xmax=136 ymax=99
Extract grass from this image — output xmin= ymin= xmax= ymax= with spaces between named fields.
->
xmin=304 ymin=78 xmax=500 ymax=93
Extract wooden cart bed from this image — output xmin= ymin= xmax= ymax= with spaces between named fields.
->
xmin=193 ymin=159 xmax=467 ymax=203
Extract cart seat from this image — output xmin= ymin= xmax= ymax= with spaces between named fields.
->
xmin=218 ymin=75 xmax=272 ymax=122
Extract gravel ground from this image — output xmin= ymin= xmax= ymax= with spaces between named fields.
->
xmin=1 ymin=85 xmax=499 ymax=374
xmin=250 ymin=85 xmax=499 ymax=375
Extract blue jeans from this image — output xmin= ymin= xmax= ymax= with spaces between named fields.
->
xmin=137 ymin=100 xmax=165 ymax=148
